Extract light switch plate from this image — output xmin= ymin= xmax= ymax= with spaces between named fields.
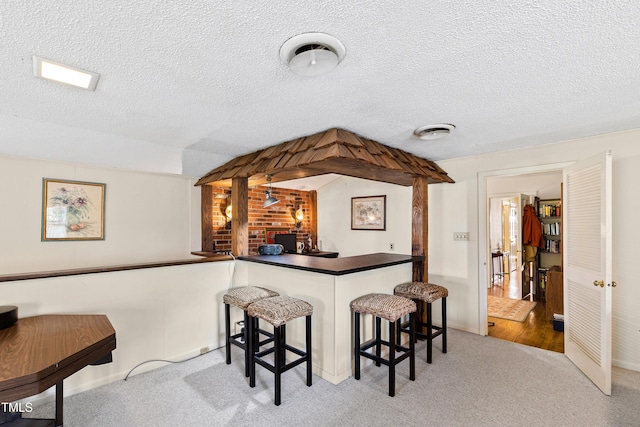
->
xmin=453 ymin=232 xmax=470 ymax=241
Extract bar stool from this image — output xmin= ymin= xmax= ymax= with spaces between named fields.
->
xmin=394 ymin=282 xmax=448 ymax=363
xmin=223 ymin=286 xmax=279 ymax=377
xmin=350 ymin=293 xmax=416 ymax=397
xmin=247 ymin=295 xmax=313 ymax=406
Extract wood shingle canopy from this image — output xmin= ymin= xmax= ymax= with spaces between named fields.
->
xmin=195 ymin=128 xmax=454 ymax=187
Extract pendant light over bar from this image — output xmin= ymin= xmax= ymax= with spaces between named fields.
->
xmin=263 ymin=174 xmax=279 ymax=208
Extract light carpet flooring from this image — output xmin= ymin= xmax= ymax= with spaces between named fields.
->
xmin=27 ymin=329 xmax=640 ymax=426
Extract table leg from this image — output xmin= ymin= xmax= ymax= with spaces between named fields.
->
xmin=55 ymin=381 xmax=63 ymax=427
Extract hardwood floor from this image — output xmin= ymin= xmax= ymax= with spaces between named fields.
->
xmin=488 ymin=271 xmax=564 ymax=353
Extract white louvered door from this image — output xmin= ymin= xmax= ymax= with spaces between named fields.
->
xmin=563 ymin=151 xmax=612 ymax=395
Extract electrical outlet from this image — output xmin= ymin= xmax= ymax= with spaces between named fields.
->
xmin=453 ymin=232 xmax=470 ymax=241
xmin=235 ymin=320 xmax=244 ymax=336
xmin=389 ymin=243 xmax=394 ymax=250
xmin=200 ymin=346 xmax=210 ymax=355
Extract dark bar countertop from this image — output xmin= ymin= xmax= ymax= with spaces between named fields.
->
xmin=238 ymin=252 xmax=422 ymax=276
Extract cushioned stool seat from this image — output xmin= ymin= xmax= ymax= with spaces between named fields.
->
xmin=247 ymin=295 xmax=313 ymax=406
xmin=223 ymin=286 xmax=279 ymax=376
xmin=394 ymin=282 xmax=448 ymax=363
xmin=350 ymin=293 xmax=416 ymax=397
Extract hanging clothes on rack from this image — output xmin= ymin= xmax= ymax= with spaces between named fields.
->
xmin=522 ymin=203 xmax=544 ymax=298
xmin=522 ymin=204 xmax=544 ymax=249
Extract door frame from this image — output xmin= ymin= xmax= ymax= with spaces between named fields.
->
xmin=478 ymin=162 xmax=573 ymax=336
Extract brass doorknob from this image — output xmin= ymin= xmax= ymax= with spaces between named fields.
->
xmin=593 ymin=280 xmax=604 ymax=287
xmin=608 ymin=281 xmax=617 ymax=287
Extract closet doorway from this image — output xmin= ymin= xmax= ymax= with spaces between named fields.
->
xmin=486 ymin=170 xmax=564 ymax=353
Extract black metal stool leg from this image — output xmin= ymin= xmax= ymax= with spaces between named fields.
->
xmin=389 ymin=320 xmax=396 ymax=397
xmin=409 ymin=312 xmax=416 ymax=381
xmin=274 ymin=325 xmax=282 ymax=406
xmin=248 ymin=314 xmax=256 ymax=388
xmin=253 ymin=317 xmax=260 ymax=353
xmin=225 ymin=303 xmax=231 ymax=365
xmin=243 ymin=311 xmax=250 ymax=377
xmin=375 ymin=316 xmax=381 ymax=367
xmin=354 ymin=312 xmax=361 ymax=380
xmin=427 ymin=302 xmax=433 ymax=364
xmin=306 ymin=315 xmax=312 ymax=386
xmin=396 ymin=315 xmax=402 ymax=346
xmin=417 ymin=299 xmax=425 ymax=341
xmin=442 ymin=297 xmax=447 ymax=354
xmin=280 ymin=324 xmax=287 ymax=372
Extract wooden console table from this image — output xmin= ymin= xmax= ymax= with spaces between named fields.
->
xmin=0 ymin=315 xmax=116 ymax=426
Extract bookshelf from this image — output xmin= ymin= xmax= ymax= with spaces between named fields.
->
xmin=538 ymin=199 xmax=562 ymax=264
xmin=537 ymin=198 xmax=562 ymax=304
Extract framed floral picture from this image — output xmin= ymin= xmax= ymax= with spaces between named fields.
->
xmin=42 ymin=178 xmax=106 ymax=241
xmin=351 ymin=195 xmax=386 ymax=230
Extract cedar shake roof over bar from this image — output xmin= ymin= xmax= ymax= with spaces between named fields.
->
xmin=195 ymin=128 xmax=454 ymax=187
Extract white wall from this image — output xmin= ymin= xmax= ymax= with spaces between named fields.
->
xmin=0 ymin=155 xmax=235 ymax=403
xmin=316 ymin=176 xmax=412 ymax=257
xmin=0 ymin=155 xmax=201 ymax=274
xmin=429 ymin=129 xmax=640 ymax=371
xmin=2 ymin=262 xmax=233 ymax=402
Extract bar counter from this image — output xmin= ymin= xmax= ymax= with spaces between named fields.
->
xmin=238 ymin=252 xmax=421 ymax=275
xmin=235 ymin=252 xmax=420 ymax=384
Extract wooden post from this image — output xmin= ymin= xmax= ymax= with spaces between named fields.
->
xmin=310 ymin=190 xmax=318 ymax=248
xmin=201 ymin=185 xmax=214 ymax=252
xmin=412 ymin=177 xmax=428 ymax=282
xmin=231 ymin=177 xmax=249 ymax=256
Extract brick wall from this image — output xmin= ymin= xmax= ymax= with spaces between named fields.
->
xmin=208 ymin=185 xmax=312 ymax=255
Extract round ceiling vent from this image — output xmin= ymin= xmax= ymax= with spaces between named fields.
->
xmin=280 ymin=32 xmax=346 ymax=77
xmin=413 ymin=124 xmax=456 ymax=140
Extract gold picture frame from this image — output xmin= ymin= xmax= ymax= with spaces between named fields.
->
xmin=42 ymin=178 xmax=106 ymax=241
xmin=351 ymin=195 xmax=386 ymax=230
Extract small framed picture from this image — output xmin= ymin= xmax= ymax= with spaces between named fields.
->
xmin=42 ymin=178 xmax=106 ymax=241
xmin=264 ymin=227 xmax=290 ymax=244
xmin=351 ymin=195 xmax=386 ymax=230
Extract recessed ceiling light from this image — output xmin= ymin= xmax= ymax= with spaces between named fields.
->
xmin=413 ymin=124 xmax=455 ymax=140
xmin=280 ymin=32 xmax=346 ymax=77
xmin=33 ymin=56 xmax=100 ymax=90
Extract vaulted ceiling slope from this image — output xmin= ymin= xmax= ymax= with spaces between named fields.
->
xmin=195 ymin=128 xmax=454 ymax=187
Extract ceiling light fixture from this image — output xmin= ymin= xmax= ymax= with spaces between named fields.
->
xmin=33 ymin=56 xmax=100 ymax=90
xmin=413 ymin=124 xmax=455 ymax=140
xmin=280 ymin=32 xmax=346 ymax=77
xmin=263 ymin=175 xmax=280 ymax=208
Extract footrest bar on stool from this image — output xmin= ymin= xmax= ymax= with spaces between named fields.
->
xmin=247 ymin=296 xmax=313 ymax=406
xmin=351 ymin=293 xmax=417 ymax=397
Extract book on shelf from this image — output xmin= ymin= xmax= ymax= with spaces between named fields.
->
xmin=539 ymin=203 xmax=561 ymax=218
xmin=543 ymin=222 xmax=561 ymax=236
xmin=544 ymin=239 xmax=561 ymax=253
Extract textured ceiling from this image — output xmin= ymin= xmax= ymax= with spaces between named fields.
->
xmin=1 ymin=2 xmax=639 ymax=183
